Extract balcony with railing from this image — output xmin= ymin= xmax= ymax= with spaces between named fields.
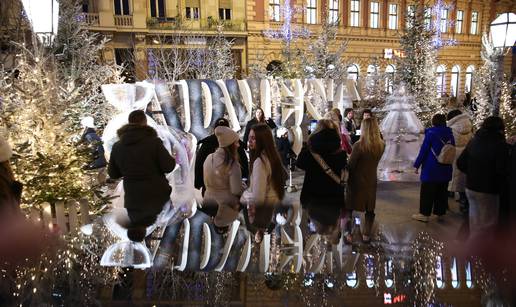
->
xmin=146 ymin=17 xmax=246 ymax=32
xmin=82 ymin=13 xmax=99 ymax=26
xmin=114 ymin=15 xmax=133 ymax=27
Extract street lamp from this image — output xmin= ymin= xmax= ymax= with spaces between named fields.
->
xmin=490 ymin=12 xmax=516 ymax=49
xmin=488 ymin=12 xmax=516 ymax=116
xmin=21 ymin=0 xmax=60 ymax=47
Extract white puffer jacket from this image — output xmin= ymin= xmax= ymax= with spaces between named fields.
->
xmin=447 ymin=113 xmax=473 ymax=192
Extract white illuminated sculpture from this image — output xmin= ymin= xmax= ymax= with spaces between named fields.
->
xmin=21 ymin=0 xmax=59 ymax=46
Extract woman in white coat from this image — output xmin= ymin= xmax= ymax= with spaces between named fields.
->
xmin=241 ymin=123 xmax=287 ymax=242
xmin=203 ymin=126 xmax=243 ymax=233
xmin=446 ymin=110 xmax=473 ymax=212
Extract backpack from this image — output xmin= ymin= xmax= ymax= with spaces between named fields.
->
xmin=431 ymin=137 xmax=456 ymax=165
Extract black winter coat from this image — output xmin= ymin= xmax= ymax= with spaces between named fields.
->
xmin=194 ymin=134 xmax=249 ymax=192
xmin=108 ymin=124 xmax=176 ymax=226
xmin=276 ymin=136 xmax=294 ymax=168
xmin=297 ymin=128 xmax=347 ymax=209
xmin=457 ymin=128 xmax=509 ymax=194
xmin=242 ymin=117 xmax=277 ymax=149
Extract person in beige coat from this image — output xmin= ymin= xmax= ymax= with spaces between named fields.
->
xmin=344 ymin=118 xmax=385 ymax=243
xmin=203 ymin=126 xmax=243 ymax=233
xmin=241 ymin=123 xmax=287 ymax=242
xmin=446 ymin=110 xmax=473 ymax=212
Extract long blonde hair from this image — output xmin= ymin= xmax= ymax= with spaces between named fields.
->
xmin=313 ymin=118 xmax=339 ymax=136
xmin=356 ymin=118 xmax=384 ymax=154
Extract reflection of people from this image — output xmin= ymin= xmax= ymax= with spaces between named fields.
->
xmin=344 ymin=118 xmax=385 ymax=243
xmin=241 ymin=123 xmax=286 ymax=242
xmin=195 ymin=118 xmax=248 ymax=195
xmin=203 ymin=126 xmax=243 ymax=233
xmin=457 ymin=117 xmax=509 ymax=239
xmin=412 ymin=114 xmax=455 ymax=223
xmin=108 ymin=110 xmax=176 ymax=230
xmin=80 ymin=116 xmax=107 ymax=170
xmin=297 ymin=119 xmax=347 ymax=243
xmin=243 ymin=107 xmax=277 ymax=149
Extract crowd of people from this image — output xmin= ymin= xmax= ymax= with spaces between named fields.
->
xmin=1 ymin=104 xmax=515 ymax=250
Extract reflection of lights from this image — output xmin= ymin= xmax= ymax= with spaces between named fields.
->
xmin=435 ymin=255 xmax=444 ymax=289
xmin=365 ymin=254 xmax=375 ymax=288
xmin=80 ymin=224 xmax=93 ymax=236
xmin=465 ymin=261 xmax=473 ymax=288
xmin=324 ymin=276 xmax=335 ymax=289
xmin=303 ymin=273 xmax=315 ymax=287
xmin=385 ymin=259 xmax=393 ymax=288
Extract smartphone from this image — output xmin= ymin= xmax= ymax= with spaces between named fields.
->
xmin=308 ymin=120 xmax=318 ymax=134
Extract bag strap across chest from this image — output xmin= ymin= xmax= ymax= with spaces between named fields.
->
xmin=309 ymin=151 xmax=346 ymax=187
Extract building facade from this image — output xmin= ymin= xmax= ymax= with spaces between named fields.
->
xmin=83 ymin=0 xmax=515 ymax=100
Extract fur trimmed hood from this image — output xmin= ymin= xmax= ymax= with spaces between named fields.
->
xmin=117 ymin=124 xmax=158 ymax=145
xmin=447 ymin=114 xmax=473 ymax=148
xmin=447 ymin=113 xmax=473 ymax=136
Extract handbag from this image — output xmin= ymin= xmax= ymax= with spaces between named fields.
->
xmin=431 ymin=137 xmax=456 ymax=165
xmin=310 ymin=151 xmax=348 ymax=187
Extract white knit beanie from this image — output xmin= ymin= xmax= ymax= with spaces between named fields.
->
xmin=81 ymin=116 xmax=95 ymax=128
xmin=0 ymin=136 xmax=13 ymax=162
xmin=215 ymin=126 xmax=239 ymax=148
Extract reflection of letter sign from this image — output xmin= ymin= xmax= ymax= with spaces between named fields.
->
xmin=394 ymin=50 xmax=406 ymax=58
xmin=384 ymin=48 xmax=393 ymax=59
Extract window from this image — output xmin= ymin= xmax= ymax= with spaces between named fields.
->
xmin=451 ymin=65 xmax=460 ymax=97
xmin=406 ymin=5 xmax=415 ymax=28
xmin=114 ymin=0 xmax=130 ymax=15
xmin=150 ymin=0 xmax=165 ymax=18
xmin=219 ymin=8 xmax=231 ymax=20
xmin=465 ymin=65 xmax=474 ymax=93
xmin=329 ymin=0 xmax=339 ymax=25
xmin=385 ymin=64 xmax=395 ymax=94
xmin=350 ymin=0 xmax=360 ymax=27
xmin=186 ymin=7 xmax=200 ymax=19
xmin=388 ymin=4 xmax=397 ymax=29
xmin=436 ymin=65 xmax=446 ymax=97
xmin=306 ymin=0 xmax=317 ymax=24
xmin=270 ymin=0 xmax=280 ymax=21
xmin=424 ymin=8 xmax=431 ymax=30
xmin=471 ymin=11 xmax=478 ymax=35
xmin=440 ymin=8 xmax=448 ymax=33
xmin=370 ymin=2 xmax=379 ymax=29
xmin=347 ymin=64 xmax=359 ymax=81
xmin=456 ymin=10 xmax=463 ymax=33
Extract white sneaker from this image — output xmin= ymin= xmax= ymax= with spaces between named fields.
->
xmin=412 ymin=213 xmax=429 ymax=222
